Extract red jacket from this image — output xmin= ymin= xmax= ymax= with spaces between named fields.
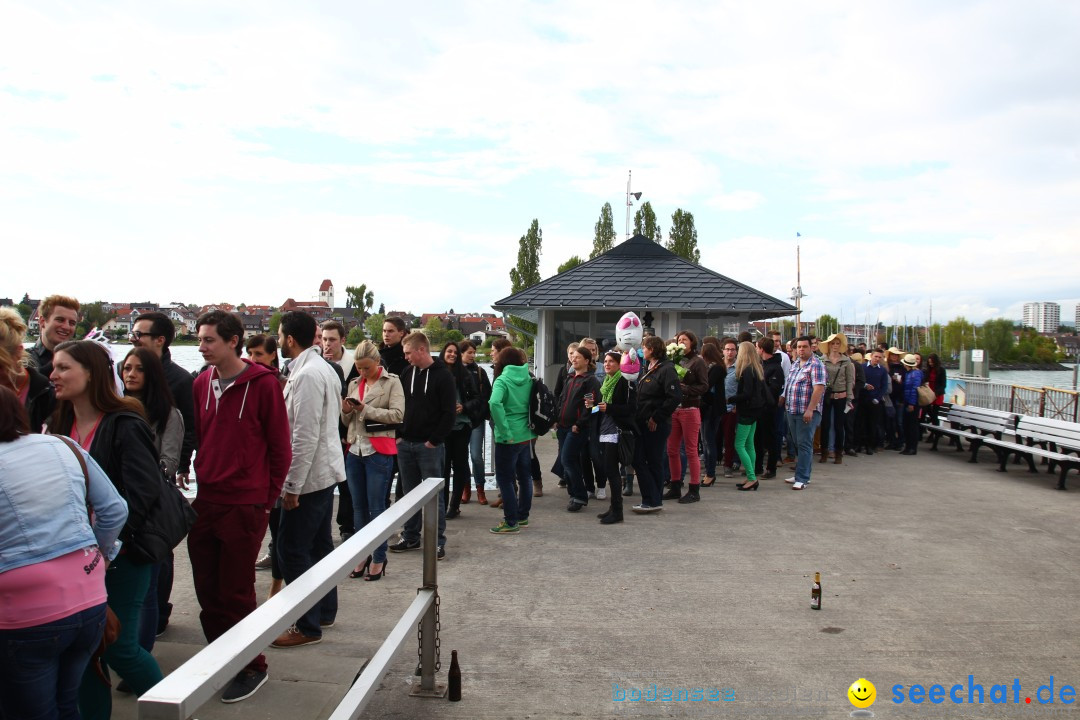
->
xmin=193 ymin=360 xmax=292 ymax=506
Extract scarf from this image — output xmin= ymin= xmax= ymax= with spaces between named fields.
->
xmin=600 ymin=370 xmax=622 ymax=404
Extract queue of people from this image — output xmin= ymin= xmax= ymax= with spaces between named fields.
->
xmin=0 ymin=295 xmax=951 ymax=716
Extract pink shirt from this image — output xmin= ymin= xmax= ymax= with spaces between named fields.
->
xmin=0 ymin=548 xmax=107 ymax=629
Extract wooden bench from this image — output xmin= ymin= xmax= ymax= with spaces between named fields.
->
xmin=1005 ymin=416 xmax=1080 ymax=490
xmin=922 ymin=406 xmax=1018 ymax=465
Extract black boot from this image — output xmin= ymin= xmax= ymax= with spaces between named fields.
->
xmin=677 ymin=484 xmax=700 ymax=504
xmin=662 ymin=481 xmax=683 ymax=500
xmin=600 ymin=511 xmax=624 ymax=524
xmin=622 ymin=476 xmax=634 ymax=496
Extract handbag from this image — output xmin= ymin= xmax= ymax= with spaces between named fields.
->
xmin=126 ymin=469 xmax=198 ymax=565
xmin=56 ymin=435 xmax=122 ymax=687
xmin=916 ymin=384 xmax=936 ymax=407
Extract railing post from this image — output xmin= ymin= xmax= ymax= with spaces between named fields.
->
xmin=411 ymin=489 xmax=446 ymax=699
xmin=1039 ymin=390 xmax=1046 ymax=418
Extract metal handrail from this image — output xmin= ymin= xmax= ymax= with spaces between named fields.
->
xmin=137 ymin=477 xmax=446 ymax=720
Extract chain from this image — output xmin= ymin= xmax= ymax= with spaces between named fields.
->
xmin=416 ymin=587 xmax=442 ymax=673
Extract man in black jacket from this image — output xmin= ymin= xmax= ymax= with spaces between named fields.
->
xmin=388 ymin=332 xmax=456 ymax=559
xmin=380 ymin=317 xmax=409 ymax=504
xmin=755 ymin=338 xmax=786 ymax=479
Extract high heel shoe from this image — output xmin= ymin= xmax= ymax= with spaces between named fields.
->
xmin=701 ymin=475 xmax=716 ymax=487
xmin=349 ymin=555 xmax=372 ymax=579
xmin=364 ymin=558 xmax=388 ymax=582
xmin=736 ymin=480 xmax=759 ymax=491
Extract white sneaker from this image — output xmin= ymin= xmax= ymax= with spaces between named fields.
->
xmin=597 ymin=487 xmax=607 ymax=500
xmin=783 ymin=477 xmax=797 ymax=484
xmin=792 ymin=481 xmax=807 ymax=490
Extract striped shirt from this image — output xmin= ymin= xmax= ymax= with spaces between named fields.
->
xmin=783 ymin=354 xmax=826 ymax=414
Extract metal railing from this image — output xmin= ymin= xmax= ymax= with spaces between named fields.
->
xmin=137 ymin=477 xmax=446 ymax=720
xmin=956 ymin=376 xmax=1080 ymax=422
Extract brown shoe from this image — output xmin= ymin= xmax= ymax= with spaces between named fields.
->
xmin=491 ymin=496 xmax=503 ymax=509
xmin=461 ymin=486 xmax=471 ymax=504
xmin=534 ymin=480 xmax=543 ymax=497
xmin=476 ymin=488 xmax=488 ymax=505
xmin=271 ymin=626 xmax=321 ymax=649
xmin=818 ymin=453 xmax=828 ymax=463
xmin=834 ymin=454 xmax=842 ymax=464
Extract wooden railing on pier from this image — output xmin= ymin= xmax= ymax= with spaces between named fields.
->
xmin=956 ymin=376 xmax=1080 ymax=423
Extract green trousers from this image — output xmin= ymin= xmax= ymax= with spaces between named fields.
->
xmin=734 ymin=420 xmax=757 ymax=481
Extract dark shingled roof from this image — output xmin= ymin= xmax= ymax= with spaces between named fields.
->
xmin=492 ymin=234 xmax=797 ymax=320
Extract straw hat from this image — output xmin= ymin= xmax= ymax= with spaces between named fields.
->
xmin=850 ymin=352 xmax=864 ymax=363
xmin=901 ymin=353 xmax=919 ymax=368
xmin=824 ymin=332 xmax=849 ymax=354
xmin=886 ymin=346 xmax=904 ymax=357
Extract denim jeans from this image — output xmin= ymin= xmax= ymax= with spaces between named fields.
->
xmin=494 ymin=442 xmax=533 ymax=525
xmin=820 ymin=397 xmax=847 ymax=457
xmin=786 ymin=411 xmax=821 ymax=484
xmin=469 ymin=423 xmax=486 ymax=490
xmin=346 ymin=451 xmax=394 ymax=564
xmin=277 ymin=485 xmax=337 ymax=638
xmin=398 ymin=440 xmax=447 ymax=548
xmin=79 ymin=554 xmax=164 ymax=720
xmin=702 ymin=408 xmax=722 ymax=478
xmin=0 ymin=603 xmax=106 ymax=720
xmin=558 ymin=427 xmax=589 ymax=504
xmin=137 ymin=562 xmax=161 ymax=652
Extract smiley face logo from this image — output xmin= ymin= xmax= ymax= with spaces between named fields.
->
xmin=848 ymin=678 xmax=876 ymax=708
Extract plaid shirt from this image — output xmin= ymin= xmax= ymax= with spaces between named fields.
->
xmin=782 ymin=354 xmax=826 ymax=414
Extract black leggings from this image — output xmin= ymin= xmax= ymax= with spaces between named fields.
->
xmin=444 ymin=426 xmax=472 ymax=512
xmin=819 ymin=396 xmax=847 ymax=454
xmin=600 ymin=441 xmax=622 ymax=517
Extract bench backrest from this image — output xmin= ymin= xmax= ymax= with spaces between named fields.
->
xmin=1016 ymin=416 xmax=1080 ymax=449
xmin=948 ymin=406 xmax=1017 ymax=435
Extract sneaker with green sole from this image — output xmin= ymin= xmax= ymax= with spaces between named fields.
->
xmin=517 ymin=518 xmax=529 ymax=527
xmin=489 ymin=521 xmax=520 ymax=534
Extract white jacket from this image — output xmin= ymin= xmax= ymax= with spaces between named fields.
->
xmin=282 ymin=345 xmax=346 ymax=495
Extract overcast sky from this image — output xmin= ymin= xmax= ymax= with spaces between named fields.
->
xmin=2 ymin=1 xmax=1078 ymax=326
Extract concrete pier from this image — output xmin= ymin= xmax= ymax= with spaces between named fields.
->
xmin=113 ymin=435 xmax=1080 ymax=719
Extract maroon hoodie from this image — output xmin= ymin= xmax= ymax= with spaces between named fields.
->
xmin=192 ymin=359 xmax=292 ymax=507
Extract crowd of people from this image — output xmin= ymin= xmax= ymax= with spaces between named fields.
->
xmin=0 ymin=294 xmax=947 ymax=716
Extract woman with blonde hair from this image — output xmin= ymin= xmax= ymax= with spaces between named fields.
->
xmin=731 ymin=341 xmax=769 ymax=491
xmin=0 ymin=307 xmax=55 ymax=432
xmin=820 ymin=332 xmax=855 ymax=464
xmin=341 ymin=340 xmax=404 ymax=581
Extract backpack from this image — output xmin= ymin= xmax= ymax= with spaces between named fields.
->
xmin=528 ymin=377 xmax=557 ymax=435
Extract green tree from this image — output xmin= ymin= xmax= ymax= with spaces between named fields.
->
xmin=16 ymin=302 xmax=31 ymax=321
xmin=269 ymin=312 xmax=282 ymax=336
xmin=979 ymin=318 xmax=1017 ymax=362
xmin=446 ymin=329 xmax=465 ymax=343
xmin=814 ymin=314 xmax=839 ymax=337
xmin=509 ymin=219 xmax=542 ymax=292
xmin=591 ymin=202 xmax=617 ymax=258
xmin=508 ymin=219 xmax=542 ymax=342
xmin=346 ymin=325 xmax=365 ymax=346
xmin=943 ymin=317 xmax=976 ymax=356
xmin=633 ymin=201 xmax=662 ymax=242
xmin=666 ymin=209 xmax=700 ymax=263
xmin=558 ymin=255 xmax=585 ymax=274
xmin=364 ymin=313 xmax=386 ymax=342
xmin=345 ymin=284 xmax=375 ymax=326
xmin=76 ymin=302 xmax=114 ymax=337
xmin=423 ymin=316 xmax=447 ymax=348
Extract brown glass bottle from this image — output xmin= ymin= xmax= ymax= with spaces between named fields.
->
xmin=811 ymin=572 xmax=822 ymax=610
xmin=448 ymin=649 xmax=461 ymax=701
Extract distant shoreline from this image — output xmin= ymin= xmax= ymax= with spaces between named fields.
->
xmin=942 ymin=362 xmax=1073 ymax=371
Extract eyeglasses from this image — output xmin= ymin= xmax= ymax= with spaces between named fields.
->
xmin=130 ymin=331 xmax=161 ymax=340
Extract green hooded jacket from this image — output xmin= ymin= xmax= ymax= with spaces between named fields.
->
xmin=488 ymin=364 xmax=537 ymax=445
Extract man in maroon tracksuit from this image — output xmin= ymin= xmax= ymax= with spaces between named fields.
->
xmin=189 ymin=310 xmax=292 ymax=704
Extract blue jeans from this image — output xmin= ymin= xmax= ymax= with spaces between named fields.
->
xmin=137 ymin=562 xmax=161 ymax=652
xmin=786 ymin=411 xmax=821 ymax=484
xmin=346 ymin=451 xmax=394 ymax=564
xmin=558 ymin=427 xmax=588 ymax=504
xmin=494 ymin=442 xmax=533 ymax=525
xmin=702 ymin=409 xmax=722 ymax=478
xmin=469 ymin=424 xmax=486 ymax=490
xmin=277 ymin=485 xmax=337 ymax=638
xmin=0 ymin=603 xmax=106 ymax=720
xmin=398 ymin=440 xmax=447 ymax=548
